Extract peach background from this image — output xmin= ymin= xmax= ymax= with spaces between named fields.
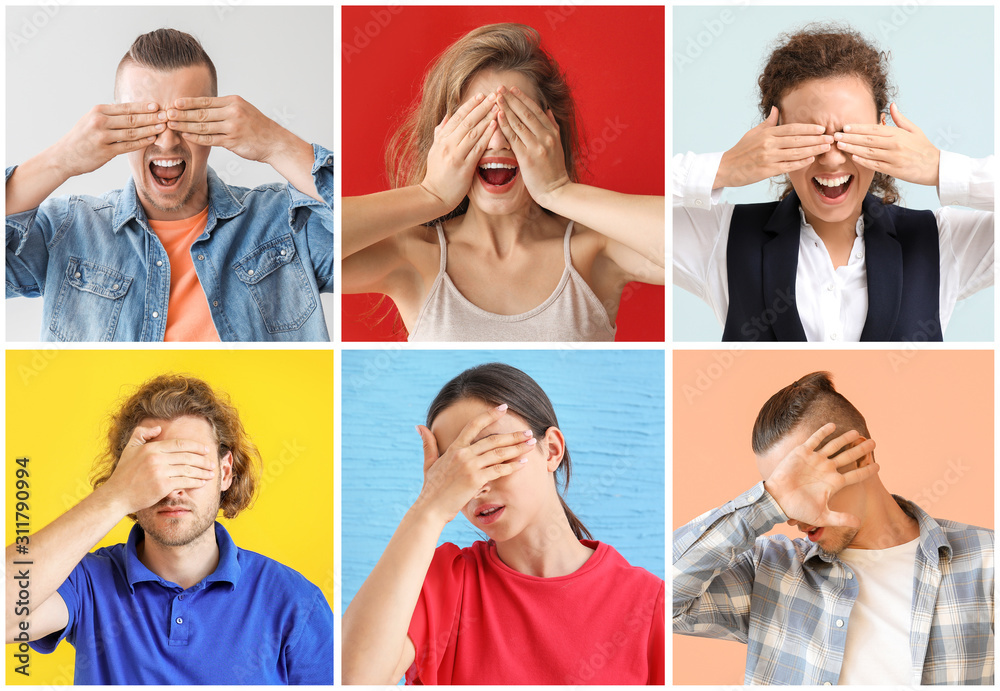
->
xmin=672 ymin=349 xmax=994 ymax=685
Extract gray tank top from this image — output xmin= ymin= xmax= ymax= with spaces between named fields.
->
xmin=408 ymin=220 xmax=616 ymax=342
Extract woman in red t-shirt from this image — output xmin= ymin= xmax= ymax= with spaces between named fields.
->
xmin=342 ymin=363 xmax=664 ymax=684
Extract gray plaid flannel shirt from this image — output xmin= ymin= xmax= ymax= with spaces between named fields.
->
xmin=673 ymin=482 xmax=994 ymax=685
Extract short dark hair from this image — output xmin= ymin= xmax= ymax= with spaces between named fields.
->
xmin=752 ymin=371 xmax=870 ymax=455
xmin=115 ymin=28 xmax=218 ymax=100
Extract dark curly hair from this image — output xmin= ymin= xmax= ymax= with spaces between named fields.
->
xmin=758 ymin=24 xmax=900 ymax=204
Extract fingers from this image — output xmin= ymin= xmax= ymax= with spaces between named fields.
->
xmin=849 ymin=154 xmax=882 ymax=172
xmin=106 ymin=111 xmax=167 ymax=131
xmin=466 ymin=118 xmax=497 ymax=164
xmin=889 ymin=102 xmax=916 ymax=132
xmin=128 ymin=425 xmax=163 ymax=447
xmin=472 ymin=433 xmax=537 ymax=468
xmin=774 ymin=133 xmax=834 ymax=149
xmin=102 ymin=101 xmax=160 ymax=116
xmin=166 ymin=106 xmax=228 ymax=124
xmin=831 ymin=438 xmax=876 ymax=469
xmin=456 ymin=403 xmax=508 ymax=447
xmin=841 ymin=460 xmax=880 ymax=487
xmin=818 ymin=509 xmax=862 ymax=529
xmin=168 ymin=120 xmax=229 ymax=136
xmin=107 ymin=138 xmax=157 ymax=156
xmin=108 ymin=123 xmax=166 ymax=144
xmin=442 ymin=92 xmax=494 ymax=138
xmin=803 ymin=423 xmax=838 ymax=451
xmin=840 ymin=123 xmax=892 ymax=136
xmin=499 ymin=87 xmax=550 ymax=136
xmin=486 ymin=457 xmax=531 ymax=479
xmin=179 ymin=132 xmax=223 ymax=146
xmin=771 ymin=123 xmax=828 ymax=137
xmin=150 ymin=437 xmax=212 ymax=456
xmin=816 ymin=429 xmax=861 ymax=458
xmin=417 ymin=425 xmax=439 ymax=471
xmin=762 ymin=105 xmax=779 ymax=127
xmin=172 ymin=96 xmax=229 ymax=110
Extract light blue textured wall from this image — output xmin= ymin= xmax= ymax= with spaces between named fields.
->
xmin=673 ymin=5 xmax=994 ymax=341
xmin=341 ymin=350 xmax=665 ymax=611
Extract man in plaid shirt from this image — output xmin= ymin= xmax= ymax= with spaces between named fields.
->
xmin=674 ymin=372 xmax=994 ymax=685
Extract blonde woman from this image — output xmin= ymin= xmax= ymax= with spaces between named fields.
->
xmin=343 ymin=23 xmax=664 ymax=341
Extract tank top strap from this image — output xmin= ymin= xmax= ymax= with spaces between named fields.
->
xmin=434 ymin=222 xmax=448 ymax=274
xmin=562 ymin=220 xmax=576 ymax=267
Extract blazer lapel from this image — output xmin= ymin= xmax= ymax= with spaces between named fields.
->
xmin=858 ymin=195 xmax=902 ymax=341
xmin=761 ymin=192 xmax=807 ymax=341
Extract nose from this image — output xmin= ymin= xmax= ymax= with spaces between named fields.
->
xmin=817 ymin=139 xmax=848 ymax=167
xmin=473 ymin=483 xmax=491 ymax=499
xmin=486 ymin=124 xmax=510 ymax=153
xmin=153 ymin=123 xmax=184 ymax=149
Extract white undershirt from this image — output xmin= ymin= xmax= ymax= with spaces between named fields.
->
xmin=836 ymin=537 xmax=920 ymax=685
xmin=672 ymin=151 xmax=995 ymax=341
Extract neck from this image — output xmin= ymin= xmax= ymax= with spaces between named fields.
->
xmin=461 ymin=203 xmax=547 ymax=257
xmin=136 ymin=524 xmax=220 ymax=589
xmin=803 ymin=208 xmax=861 ymax=245
xmin=848 ymin=486 xmax=920 ymax=550
xmin=495 ymin=504 xmax=594 ymax=577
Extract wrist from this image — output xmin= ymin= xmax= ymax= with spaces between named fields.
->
xmin=90 ymin=482 xmax=132 ymax=520
xmin=259 ymin=125 xmax=302 ymax=166
xmin=535 ymin=178 xmax=572 ymax=211
xmin=713 ymin=152 xmax=730 ymax=190
xmin=407 ymin=494 xmax=452 ymax=533
xmin=416 ymin=182 xmax=455 ymax=219
xmin=41 ymin=142 xmax=79 ymax=183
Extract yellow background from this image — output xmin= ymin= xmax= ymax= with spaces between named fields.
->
xmin=5 ymin=349 xmax=334 ymax=684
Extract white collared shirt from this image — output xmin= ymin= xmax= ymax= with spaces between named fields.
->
xmin=672 ymin=151 xmax=995 ymax=341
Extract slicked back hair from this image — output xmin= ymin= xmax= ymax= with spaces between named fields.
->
xmin=115 ymin=28 xmax=218 ymax=101
xmin=752 ymin=371 xmax=870 ymax=456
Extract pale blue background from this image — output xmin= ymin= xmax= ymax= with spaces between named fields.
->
xmin=341 ymin=350 xmax=665 ymax=612
xmin=673 ymin=5 xmax=994 ymax=341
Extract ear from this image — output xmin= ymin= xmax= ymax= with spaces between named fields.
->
xmin=853 ymin=436 xmax=873 ymax=468
xmin=540 ymin=426 xmax=566 ymax=473
xmin=219 ymin=450 xmax=234 ymax=492
xmin=880 ymin=112 xmax=888 ymax=125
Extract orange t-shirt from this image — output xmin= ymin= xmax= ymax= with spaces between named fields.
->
xmin=148 ymin=207 xmax=221 ymax=342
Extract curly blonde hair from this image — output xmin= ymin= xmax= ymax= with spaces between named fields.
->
xmin=91 ymin=374 xmax=260 ymax=520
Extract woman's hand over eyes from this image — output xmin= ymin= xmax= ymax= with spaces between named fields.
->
xmin=834 ymin=103 xmax=940 ymax=186
xmin=421 ymin=92 xmax=498 ymax=210
xmin=415 ymin=404 xmax=534 ymax=525
xmin=715 ymin=106 xmax=834 ymax=189
xmin=495 ymin=86 xmax=571 ymax=208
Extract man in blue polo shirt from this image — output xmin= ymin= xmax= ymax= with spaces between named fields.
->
xmin=4 ymin=374 xmax=333 ymax=684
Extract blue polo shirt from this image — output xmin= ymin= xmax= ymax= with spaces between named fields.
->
xmin=30 ymin=522 xmax=333 ymax=684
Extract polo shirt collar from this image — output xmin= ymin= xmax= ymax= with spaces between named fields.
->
xmin=124 ymin=521 xmax=242 ymax=593
xmin=802 ymin=494 xmax=952 ymax=565
xmin=112 ymin=166 xmax=247 ymax=234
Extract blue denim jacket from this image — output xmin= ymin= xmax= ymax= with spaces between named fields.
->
xmin=6 ymin=144 xmax=333 ymax=341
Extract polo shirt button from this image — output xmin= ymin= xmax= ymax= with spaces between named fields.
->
xmin=836 ymin=619 xmax=844 ymax=627
xmin=826 ymin=284 xmax=834 ymax=291
xmin=694 ymin=199 xmax=703 ymax=206
xmin=823 ymin=682 xmax=832 ymax=686
xmin=247 ymin=269 xmax=255 ymax=276
xmin=176 ymin=617 xmax=183 ymax=624
xmin=855 ymin=252 xmax=863 ymax=259
xmin=847 ymin=572 xmax=854 ymax=580
xmin=830 ymin=333 xmax=838 ymax=341
xmin=152 ymin=312 xmax=159 ymax=318
xmin=179 ymin=594 xmax=184 ymax=600
xmin=74 ymin=272 xmax=82 ymax=278
xmin=156 ymin=260 xmax=163 ymax=267
xmin=699 ymin=525 xmax=706 ymax=532
xmin=213 ymin=301 xmax=219 ymax=307
xmin=197 ymin=254 xmax=205 ymax=261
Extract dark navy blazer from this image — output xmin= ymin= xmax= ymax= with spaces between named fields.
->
xmin=722 ymin=191 xmax=941 ymax=342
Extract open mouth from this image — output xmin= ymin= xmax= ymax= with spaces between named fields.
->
xmin=477 ymin=160 xmax=518 ymax=193
xmin=475 ymin=504 xmax=505 ymax=525
xmin=811 ymin=174 xmax=853 ymax=203
xmin=807 ymin=527 xmax=824 ymax=542
xmin=149 ymin=158 xmax=187 ymax=191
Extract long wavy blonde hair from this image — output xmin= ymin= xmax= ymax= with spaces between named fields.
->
xmin=386 ymin=23 xmax=582 ymax=222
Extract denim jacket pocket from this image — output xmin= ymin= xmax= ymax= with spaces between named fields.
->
xmin=233 ymin=234 xmax=316 ymax=333
xmin=49 ymin=257 xmax=133 ymax=341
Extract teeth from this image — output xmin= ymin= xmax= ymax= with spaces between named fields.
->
xmin=480 ymin=506 xmax=500 ymax=516
xmin=814 ymin=175 xmax=851 ymax=187
xmin=152 ymin=159 xmax=183 ymax=167
xmin=479 ymin=162 xmax=516 ymax=170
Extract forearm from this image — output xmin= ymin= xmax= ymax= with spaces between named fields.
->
xmin=540 ymin=182 xmax=665 ymax=268
xmin=342 ymin=499 xmax=447 ymax=684
xmin=342 ymin=186 xmax=450 ymax=258
xmin=5 ymin=147 xmax=72 ymax=216
xmin=5 ymin=485 xmax=125 ymax=642
xmin=264 ymin=131 xmax=322 ymax=203
xmin=672 ymin=483 xmax=782 ymax=635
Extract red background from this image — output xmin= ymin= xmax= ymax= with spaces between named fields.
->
xmin=341 ymin=5 xmax=665 ymax=341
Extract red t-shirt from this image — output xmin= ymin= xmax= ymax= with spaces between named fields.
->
xmin=406 ymin=540 xmax=665 ymax=685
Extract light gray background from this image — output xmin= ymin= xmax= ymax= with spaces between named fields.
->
xmin=6 ymin=5 xmax=334 ymax=340
xmin=673 ymin=5 xmax=994 ymax=341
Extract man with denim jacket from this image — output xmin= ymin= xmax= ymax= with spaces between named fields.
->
xmin=673 ymin=372 xmax=994 ymax=685
xmin=5 ymin=28 xmax=332 ymax=341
